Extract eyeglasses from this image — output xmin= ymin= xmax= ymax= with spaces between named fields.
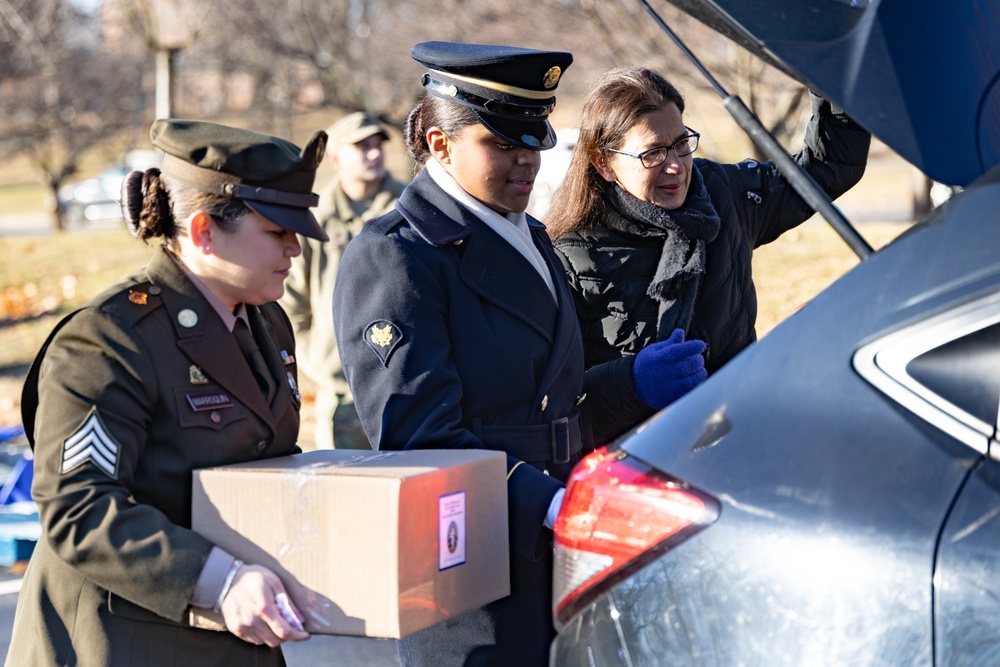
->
xmin=606 ymin=128 xmax=700 ymax=169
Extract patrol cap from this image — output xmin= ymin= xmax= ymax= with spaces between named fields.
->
xmin=411 ymin=41 xmax=573 ymax=150
xmin=150 ymin=119 xmax=329 ymax=241
xmin=327 ymin=112 xmax=390 ymax=149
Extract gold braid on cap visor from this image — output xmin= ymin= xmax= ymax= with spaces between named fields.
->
xmin=422 ymin=72 xmax=555 ymax=118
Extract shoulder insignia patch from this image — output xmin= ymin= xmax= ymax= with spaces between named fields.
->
xmin=61 ymin=409 xmax=121 ymax=479
xmin=364 ymin=320 xmax=403 ymax=368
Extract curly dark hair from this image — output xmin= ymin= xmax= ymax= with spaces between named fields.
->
xmin=120 ymin=168 xmax=248 ymax=245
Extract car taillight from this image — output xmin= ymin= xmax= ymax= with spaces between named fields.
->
xmin=552 ymin=445 xmax=719 ymax=627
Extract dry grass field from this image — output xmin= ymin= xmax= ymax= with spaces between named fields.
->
xmin=0 ymin=134 xmax=917 ymax=446
xmin=0 ymin=216 xmax=908 ymax=447
xmin=753 ymin=219 xmax=903 ymax=333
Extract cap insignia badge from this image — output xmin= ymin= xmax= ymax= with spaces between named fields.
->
xmin=542 ymin=66 xmax=562 ymax=90
xmin=129 ymin=290 xmax=148 ymax=305
xmin=364 ymin=320 xmax=403 ymax=368
xmin=315 ymin=135 xmax=328 ymax=165
xmin=189 ymin=364 xmax=209 ymax=385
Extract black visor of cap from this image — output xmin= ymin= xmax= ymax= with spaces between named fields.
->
xmin=243 ymin=200 xmax=327 ymax=242
xmin=473 ymin=110 xmax=555 ymax=150
xmin=422 ymin=75 xmax=556 ymax=118
xmin=421 ymin=75 xmax=557 ymax=150
xmin=411 ymin=42 xmax=571 ymax=152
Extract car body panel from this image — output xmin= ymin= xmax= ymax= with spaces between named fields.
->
xmin=552 ymin=1 xmax=1000 ymax=662
xmin=662 ymin=0 xmax=1000 ymax=186
xmin=937 ymin=458 xmax=1000 ymax=667
xmin=552 ymin=169 xmax=1000 ymax=664
xmin=553 ymin=522 xmax=936 ymax=666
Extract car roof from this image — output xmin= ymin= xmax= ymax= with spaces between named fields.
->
xmin=664 ymin=0 xmax=1000 ymax=187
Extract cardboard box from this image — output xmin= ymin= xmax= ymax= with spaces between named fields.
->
xmin=191 ymin=449 xmax=510 ymax=638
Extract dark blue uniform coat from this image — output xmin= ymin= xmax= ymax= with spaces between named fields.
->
xmin=334 ymin=171 xmax=646 ymax=666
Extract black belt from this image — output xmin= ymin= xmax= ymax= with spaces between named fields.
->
xmin=472 ymin=412 xmax=583 ymax=465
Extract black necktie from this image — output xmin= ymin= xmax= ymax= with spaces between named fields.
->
xmin=234 ymin=319 xmax=275 ymax=402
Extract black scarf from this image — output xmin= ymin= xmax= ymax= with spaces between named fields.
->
xmin=604 ymin=165 xmax=721 ymax=340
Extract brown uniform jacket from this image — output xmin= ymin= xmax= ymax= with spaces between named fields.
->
xmin=7 ymin=245 xmax=301 ymax=667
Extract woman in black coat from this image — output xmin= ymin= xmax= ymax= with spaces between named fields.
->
xmin=333 ymin=43 xmax=706 ymax=667
xmin=547 ymin=67 xmax=871 ymax=375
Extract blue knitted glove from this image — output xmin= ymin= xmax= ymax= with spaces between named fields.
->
xmin=632 ymin=328 xmax=708 ymax=410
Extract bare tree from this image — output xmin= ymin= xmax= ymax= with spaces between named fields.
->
xmin=0 ymin=0 xmax=872 ymax=233
xmin=174 ymin=0 xmax=606 ymax=134
xmin=571 ymin=0 xmax=810 ymax=159
xmin=0 ymin=0 xmax=146 ymax=231
xmin=118 ymin=0 xmax=216 ymax=119
xmin=187 ymin=0 xmax=415 ymax=135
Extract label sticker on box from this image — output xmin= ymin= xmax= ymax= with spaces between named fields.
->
xmin=438 ymin=491 xmax=466 ymax=570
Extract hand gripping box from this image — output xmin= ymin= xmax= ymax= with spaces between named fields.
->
xmin=191 ymin=449 xmax=510 ymax=638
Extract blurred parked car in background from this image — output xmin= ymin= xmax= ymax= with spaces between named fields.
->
xmin=551 ymin=0 xmax=1000 ymax=665
xmin=528 ymin=127 xmax=579 ymax=219
xmin=57 ymin=150 xmax=160 ymax=226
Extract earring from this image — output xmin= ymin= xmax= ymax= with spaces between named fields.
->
xmin=203 ymin=245 xmax=212 ymax=254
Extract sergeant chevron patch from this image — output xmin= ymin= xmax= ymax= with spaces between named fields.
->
xmin=61 ymin=409 xmax=121 ymax=478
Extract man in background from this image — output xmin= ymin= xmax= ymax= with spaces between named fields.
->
xmin=281 ymin=112 xmax=407 ymax=449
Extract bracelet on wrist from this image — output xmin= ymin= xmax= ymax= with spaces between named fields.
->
xmin=214 ymin=559 xmax=244 ymax=613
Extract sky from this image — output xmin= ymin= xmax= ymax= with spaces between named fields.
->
xmin=70 ymin=0 xmax=101 ymax=13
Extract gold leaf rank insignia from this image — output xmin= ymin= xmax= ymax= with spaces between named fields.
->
xmin=364 ymin=320 xmax=403 ymax=368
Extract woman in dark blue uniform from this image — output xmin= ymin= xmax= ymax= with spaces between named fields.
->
xmin=333 ymin=42 xmax=708 ymax=666
xmin=8 ymin=120 xmax=328 ymax=666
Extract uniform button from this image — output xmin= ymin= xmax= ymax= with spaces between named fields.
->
xmin=147 ymin=285 xmax=161 ymax=295
xmin=540 ymin=395 xmax=548 ymax=412
xmin=255 ymin=440 xmax=267 ymax=453
xmin=210 ymin=411 xmax=221 ymax=423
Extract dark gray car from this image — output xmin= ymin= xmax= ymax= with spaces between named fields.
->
xmin=550 ymin=1 xmax=1000 ymax=665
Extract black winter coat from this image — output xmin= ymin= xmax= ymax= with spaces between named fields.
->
xmin=553 ymin=98 xmax=871 ymax=374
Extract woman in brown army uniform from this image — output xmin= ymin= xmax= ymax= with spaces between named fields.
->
xmin=6 ymin=119 xmax=328 ymax=666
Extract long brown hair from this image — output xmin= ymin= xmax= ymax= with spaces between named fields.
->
xmin=545 ymin=67 xmax=685 ymax=238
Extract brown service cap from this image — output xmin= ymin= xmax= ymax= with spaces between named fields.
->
xmin=326 ymin=112 xmax=390 ymax=149
xmin=150 ymin=119 xmax=329 ymax=241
